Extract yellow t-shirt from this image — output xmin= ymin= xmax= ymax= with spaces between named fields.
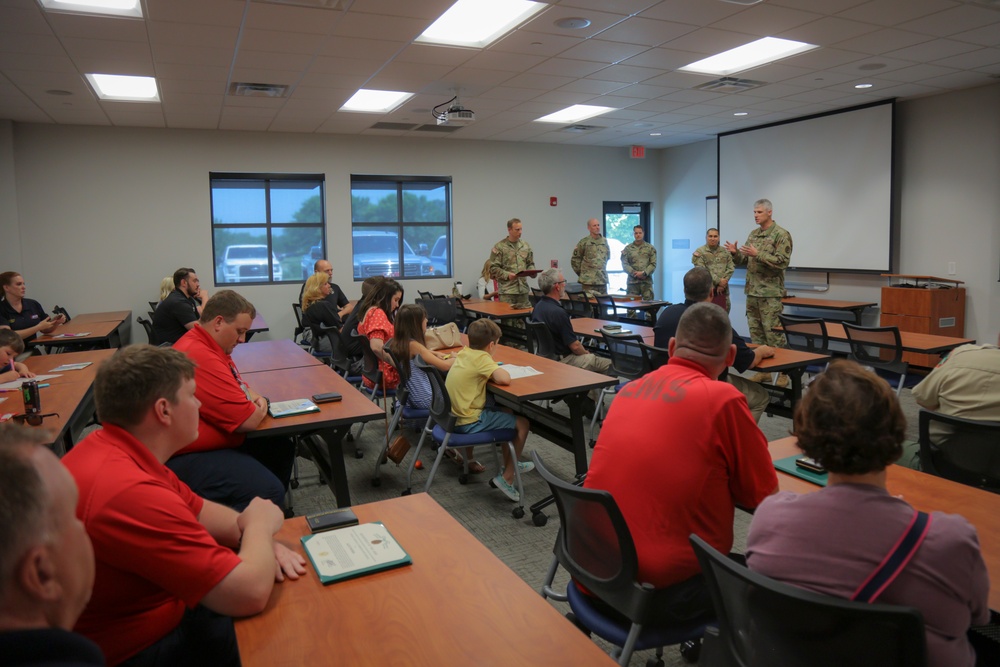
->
xmin=445 ymin=347 xmax=499 ymax=426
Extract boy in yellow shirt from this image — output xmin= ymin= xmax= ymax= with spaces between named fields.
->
xmin=445 ymin=319 xmax=531 ymax=501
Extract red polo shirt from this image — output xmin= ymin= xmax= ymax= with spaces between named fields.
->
xmin=173 ymin=324 xmax=257 ymax=454
xmin=63 ymin=425 xmax=242 ymax=665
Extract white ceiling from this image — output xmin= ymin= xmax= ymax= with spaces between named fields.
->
xmin=1 ymin=0 xmax=998 ymax=147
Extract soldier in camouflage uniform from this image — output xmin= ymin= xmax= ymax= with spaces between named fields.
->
xmin=489 ymin=217 xmax=534 ymax=310
xmin=725 ymin=198 xmax=793 ymax=387
xmin=621 ymin=225 xmax=657 ymax=301
xmin=691 ymin=227 xmax=735 ymax=312
xmin=571 ymin=218 xmax=609 ymax=296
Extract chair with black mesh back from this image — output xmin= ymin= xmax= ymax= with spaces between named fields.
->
xmin=402 ymin=357 xmax=523 ymax=519
xmin=350 ymin=329 xmax=397 ymax=455
xmin=842 ymin=323 xmax=910 ymax=395
xmin=918 ymin=409 xmax=1000 ymax=494
xmin=417 ymin=297 xmax=459 ymax=328
xmin=417 ymin=290 xmax=435 ymax=301
xmin=53 ymin=305 xmax=71 ymax=322
xmin=136 ymin=316 xmax=157 ymax=345
xmin=536 ymin=452 xmax=708 ymax=666
xmin=371 ymin=348 xmax=431 ymax=487
xmin=319 ymin=324 xmax=362 ymax=386
xmin=566 ymin=288 xmax=598 ymax=318
xmin=526 ymin=320 xmax=559 ymax=361
xmin=595 ymin=294 xmax=623 ymax=321
xmin=531 ymin=286 xmax=545 ymax=299
xmin=451 ymin=297 xmax=471 ymax=332
xmin=292 ymin=302 xmax=306 ymax=347
xmin=589 ymin=332 xmax=651 ymax=446
xmin=689 ymin=534 xmax=927 ymax=667
xmin=148 ymin=301 xmax=159 ymax=313
xmin=779 ymin=314 xmax=830 ymax=376
xmin=639 ymin=341 xmax=671 ymax=371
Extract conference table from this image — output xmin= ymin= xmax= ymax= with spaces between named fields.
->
xmin=752 ymin=346 xmax=832 ymax=418
xmin=245 ymin=312 xmax=269 ymax=341
xmin=461 ymin=298 xmax=533 ymax=346
xmin=781 ymin=297 xmax=877 ymax=324
xmin=770 ymin=437 xmax=1000 ymax=611
xmin=18 ymin=349 xmax=116 ymax=454
xmin=779 ymin=321 xmax=975 ymax=357
xmin=34 ymin=310 xmax=131 ymax=351
xmin=240 ymin=343 xmax=383 ymax=507
xmin=571 ymin=316 xmax=656 ymax=343
xmin=234 ymin=493 xmax=616 ymax=666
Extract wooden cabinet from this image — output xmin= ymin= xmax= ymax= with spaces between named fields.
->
xmin=880 ymin=275 xmax=965 ymax=368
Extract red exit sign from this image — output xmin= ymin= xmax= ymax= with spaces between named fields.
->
xmin=630 ymin=145 xmax=645 ymax=159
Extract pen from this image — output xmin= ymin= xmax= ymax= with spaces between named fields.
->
xmin=37 ymin=383 xmax=50 ymax=388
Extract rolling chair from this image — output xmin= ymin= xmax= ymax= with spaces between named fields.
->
xmin=779 ymin=314 xmax=830 ymax=377
xmin=594 ymin=293 xmax=623 ymax=321
xmin=136 ymin=316 xmax=157 ymax=345
xmin=690 ymin=534 xmax=927 ymax=667
xmin=918 ymin=409 xmax=1000 ymax=493
xmin=526 ymin=320 xmax=559 ymax=361
xmin=292 ymin=302 xmax=307 ymax=347
xmin=842 ymin=323 xmax=910 ymax=395
xmin=402 ymin=357 xmax=524 ymax=519
xmin=536 ymin=452 xmax=708 ymax=666
xmin=350 ymin=329 xmax=398 ymax=457
xmin=318 ymin=324 xmax=362 ymax=386
xmin=371 ymin=348 xmax=431 ymax=487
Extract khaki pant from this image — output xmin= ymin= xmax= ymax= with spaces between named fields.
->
xmin=728 ymin=374 xmax=770 ymax=423
xmin=560 ymin=352 xmax=613 ymax=403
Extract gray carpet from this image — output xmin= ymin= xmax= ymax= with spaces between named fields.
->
xmin=288 ymin=375 xmax=925 ymax=666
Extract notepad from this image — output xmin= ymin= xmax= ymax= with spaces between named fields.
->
xmin=501 ymin=365 xmax=543 ymax=379
xmin=301 ymin=522 xmax=412 ymax=585
xmin=267 ymin=398 xmax=320 ymax=418
xmin=49 ymin=362 xmax=92 ymax=372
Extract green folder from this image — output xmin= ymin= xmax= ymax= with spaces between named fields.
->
xmin=774 ymin=455 xmax=828 ymax=487
xmin=301 ymin=522 xmax=412 ymax=585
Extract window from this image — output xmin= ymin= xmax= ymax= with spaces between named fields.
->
xmin=603 ymin=201 xmax=651 ymax=293
xmin=210 ymin=173 xmax=326 ymax=286
xmin=350 ymin=175 xmax=452 ymax=280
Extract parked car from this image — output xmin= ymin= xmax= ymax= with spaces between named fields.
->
xmin=353 ymin=230 xmax=434 ymax=279
xmin=428 ymin=235 xmax=449 ymax=276
xmin=219 ymin=244 xmax=283 ymax=283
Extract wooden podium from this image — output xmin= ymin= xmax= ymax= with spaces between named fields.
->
xmin=880 ymin=274 xmax=966 ymax=368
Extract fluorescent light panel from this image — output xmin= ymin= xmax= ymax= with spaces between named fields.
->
xmin=339 ymin=89 xmax=414 ymax=113
xmin=535 ymin=104 xmax=615 ymax=124
xmin=416 ymin=0 xmax=547 ymax=49
xmin=85 ymin=74 xmax=159 ymax=102
xmin=680 ymin=37 xmax=817 ymax=76
xmin=39 ymin=0 xmax=142 ymax=18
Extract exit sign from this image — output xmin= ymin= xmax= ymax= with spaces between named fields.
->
xmin=630 ymin=145 xmax=645 ymax=159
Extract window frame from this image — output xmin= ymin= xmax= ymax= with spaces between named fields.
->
xmin=209 ymin=172 xmax=327 ymax=287
xmin=350 ymin=174 xmax=453 ymax=281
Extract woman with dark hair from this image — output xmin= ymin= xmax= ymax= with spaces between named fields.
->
xmin=356 ymin=278 xmax=404 ymax=390
xmin=0 ymin=272 xmax=65 ymax=342
xmin=746 ymin=360 xmax=989 ymax=667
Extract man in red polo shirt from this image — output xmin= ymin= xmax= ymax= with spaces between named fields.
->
xmin=169 ymin=290 xmax=296 ymax=512
xmin=63 ymin=345 xmax=305 ymax=666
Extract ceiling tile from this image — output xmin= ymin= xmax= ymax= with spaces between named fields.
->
xmin=331 ymin=11 xmax=428 ymax=42
xmin=833 ymin=28 xmax=933 ymax=55
xmin=594 ymin=16 xmax=697 ymax=47
xmin=557 ymin=39 xmax=649 ymax=64
xmin=710 ymin=4 xmax=824 ymax=38
xmin=883 ymin=38 xmax=981 ymax=63
xmin=638 ymin=0 xmax=745 ymax=26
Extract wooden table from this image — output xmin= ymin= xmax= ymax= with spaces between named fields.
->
xmin=234 ymin=494 xmax=617 ymax=667
xmin=246 ymin=312 xmax=269 ymax=341
xmin=770 ymin=437 xmax=1000 ymax=610
xmin=232 ymin=339 xmax=323 ymax=374
xmin=461 ymin=298 xmax=533 ymax=346
xmin=821 ymin=321 xmax=974 ymax=356
xmin=752 ymin=346 xmax=832 ymax=418
xmin=20 ymin=349 xmax=116 ymax=454
xmin=244 ymin=363 xmax=383 ymax=507
xmin=781 ymin=297 xmax=877 ymax=324
xmin=34 ymin=310 xmax=131 ymax=350
xmin=571 ymin=317 xmax=655 ymax=343
xmin=70 ymin=310 xmax=132 ymax=324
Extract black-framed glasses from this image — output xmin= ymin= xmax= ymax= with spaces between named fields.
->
xmin=10 ymin=412 xmax=60 ymax=426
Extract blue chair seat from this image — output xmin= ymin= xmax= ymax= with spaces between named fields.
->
xmin=566 ymin=583 xmax=709 ymax=652
xmin=431 ymin=425 xmax=516 ymax=448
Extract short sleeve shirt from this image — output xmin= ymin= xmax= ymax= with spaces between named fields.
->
xmin=63 ymin=425 xmax=242 ymax=664
xmin=151 ymin=289 xmax=199 ymax=345
xmin=445 ymin=347 xmax=499 ymax=425
xmin=531 ymin=296 xmax=577 ymax=358
xmin=358 ymin=307 xmax=399 ymax=390
xmin=0 ymin=297 xmax=48 ymax=341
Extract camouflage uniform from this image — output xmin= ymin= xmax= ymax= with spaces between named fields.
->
xmin=731 ymin=222 xmax=792 ymax=348
xmin=691 ymin=244 xmax=735 ymax=312
xmin=490 ymin=237 xmax=534 ymax=310
xmin=571 ymin=235 xmax=610 ymax=296
xmin=621 ymin=240 xmax=657 ymax=300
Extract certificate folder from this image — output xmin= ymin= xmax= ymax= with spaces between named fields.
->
xmin=773 ymin=455 xmax=828 ymax=487
xmin=301 ymin=522 xmax=412 ymax=585
xmin=268 ymin=398 xmax=320 ymax=418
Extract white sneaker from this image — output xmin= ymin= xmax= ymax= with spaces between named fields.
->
xmin=490 ymin=474 xmax=520 ymax=502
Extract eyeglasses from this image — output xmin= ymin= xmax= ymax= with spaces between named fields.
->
xmin=555 ymin=280 xmax=567 ymax=285
xmin=9 ymin=412 xmax=60 ymax=426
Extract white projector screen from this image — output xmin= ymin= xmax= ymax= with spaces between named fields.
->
xmin=718 ymin=101 xmax=894 ymax=273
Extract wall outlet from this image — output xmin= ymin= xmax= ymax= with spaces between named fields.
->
xmin=947 ymin=261 xmax=956 ymax=275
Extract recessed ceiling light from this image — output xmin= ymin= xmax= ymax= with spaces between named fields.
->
xmin=554 ymin=17 xmax=591 ymax=29
xmin=734 ymin=112 xmax=748 ymax=116
xmin=339 ymin=89 xmax=414 ymax=113
xmin=85 ymin=74 xmax=159 ymax=102
xmin=855 ymin=83 xmax=874 ymax=89
xmin=680 ymin=37 xmax=817 ymax=76
xmin=534 ymin=104 xmax=615 ymax=123
xmin=416 ymin=0 xmax=547 ymax=49
xmin=39 ymin=0 xmax=142 ymax=18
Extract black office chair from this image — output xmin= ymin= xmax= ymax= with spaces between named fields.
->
xmin=317 ymin=324 xmax=362 ymax=385
xmin=351 ymin=329 xmax=398 ymax=456
xmin=530 ymin=286 xmax=545 ymax=299
xmin=292 ymin=302 xmax=306 ymax=346
xmin=689 ymin=534 xmax=927 ymax=667
xmin=562 ymin=297 xmax=594 ymax=319
xmin=402 ymin=357 xmax=523 ymax=519
xmin=53 ymin=305 xmax=71 ymax=322
xmin=639 ymin=341 xmax=670 ymax=371
xmin=594 ymin=293 xmax=622 ymax=321
xmin=526 ymin=320 xmax=559 ymax=361
xmin=779 ymin=314 xmax=831 ymax=376
xmin=918 ymin=409 xmax=1000 ymax=493
xmin=417 ymin=290 xmax=435 ymax=301
xmin=842 ymin=323 xmax=909 ymax=396
xmin=589 ymin=333 xmax=651 ymax=446
xmin=148 ymin=300 xmax=159 ymax=313
xmin=136 ymin=316 xmax=157 ymax=345
xmin=417 ymin=297 xmax=459 ymax=328
xmin=536 ymin=452 xmax=708 ymax=666
xmin=371 ymin=348 xmax=431 ymax=487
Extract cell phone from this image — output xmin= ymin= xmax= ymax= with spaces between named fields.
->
xmin=795 ymin=456 xmax=826 ymax=474
xmin=306 ymin=508 xmax=359 ymax=533
xmin=311 ymin=392 xmax=342 ymax=403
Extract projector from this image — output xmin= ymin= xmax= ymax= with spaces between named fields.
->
xmin=437 ymin=107 xmax=476 ymax=125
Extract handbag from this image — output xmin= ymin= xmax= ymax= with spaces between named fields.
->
xmin=425 ymin=322 xmax=462 ymax=350
xmin=386 ymin=434 xmax=412 ymax=465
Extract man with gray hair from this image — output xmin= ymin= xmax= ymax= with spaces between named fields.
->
xmin=584 ymin=303 xmax=778 ymax=625
xmin=531 ymin=268 xmax=613 ymax=413
xmin=0 ymin=425 xmax=102 ymax=666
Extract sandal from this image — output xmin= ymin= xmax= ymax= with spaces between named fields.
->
xmin=445 ymin=450 xmax=486 ymax=474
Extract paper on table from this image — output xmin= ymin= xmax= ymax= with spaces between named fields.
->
xmin=0 ymin=374 xmax=61 ymax=390
xmin=500 ymin=365 xmax=542 ymax=379
xmin=49 ymin=362 xmax=93 ymax=372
